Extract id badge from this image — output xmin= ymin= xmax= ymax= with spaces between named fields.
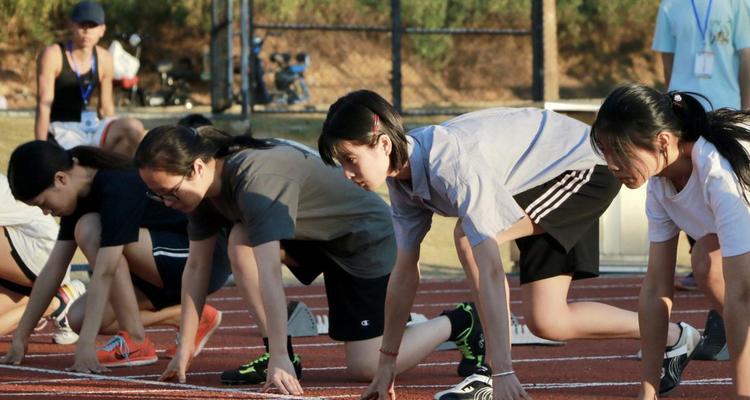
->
xmin=80 ymin=110 xmax=98 ymax=134
xmin=694 ymin=51 xmax=714 ymax=78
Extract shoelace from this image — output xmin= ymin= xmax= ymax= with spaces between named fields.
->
xmin=241 ymin=353 xmax=270 ymax=369
xmin=100 ymin=335 xmax=129 ymax=357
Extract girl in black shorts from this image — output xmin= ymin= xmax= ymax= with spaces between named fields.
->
xmin=0 ymin=141 xmax=229 ymax=372
xmin=135 ymin=125 xmax=487 ymax=396
xmin=318 ymin=90 xmax=696 ymax=399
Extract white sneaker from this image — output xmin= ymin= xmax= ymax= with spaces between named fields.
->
xmin=434 ymin=374 xmax=493 ymax=400
xmin=52 ymin=316 xmax=79 ymax=345
xmin=50 ymin=280 xmax=86 ymax=345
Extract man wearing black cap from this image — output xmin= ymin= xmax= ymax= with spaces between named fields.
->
xmin=34 ymin=1 xmax=145 ymax=156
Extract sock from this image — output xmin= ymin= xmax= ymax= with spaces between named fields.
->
xmin=262 ymin=336 xmax=295 ymax=361
xmin=50 ymin=291 xmax=66 ymax=319
xmin=443 ymin=306 xmax=472 ymax=342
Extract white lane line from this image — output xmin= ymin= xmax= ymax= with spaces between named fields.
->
xmin=211 ymin=282 xmax=648 ymax=302
xmin=0 ymin=364 xmax=329 ymax=399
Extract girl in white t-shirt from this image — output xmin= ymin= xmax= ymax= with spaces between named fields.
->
xmin=591 ymin=84 xmax=750 ymax=398
xmin=0 ymin=173 xmax=84 ymax=339
xmin=318 ymin=90 xmax=694 ymax=400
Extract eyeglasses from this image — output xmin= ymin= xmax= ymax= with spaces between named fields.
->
xmin=146 ymin=168 xmax=191 ymax=203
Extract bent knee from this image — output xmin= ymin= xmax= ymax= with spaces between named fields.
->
xmin=73 ymin=213 xmax=101 ymax=246
xmin=523 ymin=313 xmax=569 ymax=341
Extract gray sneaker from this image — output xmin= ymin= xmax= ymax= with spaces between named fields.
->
xmin=692 ymin=310 xmax=729 ymax=361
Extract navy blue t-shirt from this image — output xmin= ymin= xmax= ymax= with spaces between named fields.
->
xmin=58 ymin=169 xmax=187 ymax=247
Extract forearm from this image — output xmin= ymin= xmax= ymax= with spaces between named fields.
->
xmin=34 ymin=105 xmax=51 ymax=141
xmin=178 ymin=260 xmax=211 ymax=348
xmin=721 ymin=254 xmax=750 ymax=395
xmin=477 ymin=261 xmax=512 ymax=373
xmin=637 ymin=284 xmax=672 ymax=393
xmin=256 ymin=243 xmax=289 ymax=356
xmin=76 ymin=259 xmax=119 ymax=346
xmin=13 ymin=259 xmax=68 ymax=342
xmin=379 ymin=261 xmax=420 ymax=359
xmin=473 ymin=242 xmax=512 ymax=373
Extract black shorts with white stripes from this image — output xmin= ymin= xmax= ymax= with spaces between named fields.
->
xmin=512 ymin=165 xmax=621 ymax=284
xmin=131 ymin=229 xmax=231 ymax=310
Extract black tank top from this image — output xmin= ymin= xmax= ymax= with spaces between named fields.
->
xmin=50 ymin=42 xmax=99 ymax=122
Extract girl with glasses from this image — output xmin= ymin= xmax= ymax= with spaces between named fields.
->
xmin=134 ymin=125 xmax=489 ymax=396
xmin=0 ymin=141 xmax=229 ymax=373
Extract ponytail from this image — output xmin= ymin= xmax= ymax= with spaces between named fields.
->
xmin=134 ymin=125 xmax=274 ymax=175
xmin=7 ymin=140 xmax=130 ymax=201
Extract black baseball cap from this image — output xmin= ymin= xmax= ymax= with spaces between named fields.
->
xmin=70 ymin=1 xmax=105 ymax=25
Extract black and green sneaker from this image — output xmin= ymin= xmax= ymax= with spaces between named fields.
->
xmin=453 ymin=303 xmax=491 ymax=377
xmin=220 ymin=353 xmax=303 ymax=385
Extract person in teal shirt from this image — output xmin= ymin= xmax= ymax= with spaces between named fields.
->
xmin=653 ymin=0 xmax=750 ymax=110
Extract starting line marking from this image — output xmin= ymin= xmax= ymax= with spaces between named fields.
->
xmin=0 ymin=364 xmax=349 ymax=399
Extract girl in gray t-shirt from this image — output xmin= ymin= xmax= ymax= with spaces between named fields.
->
xmin=135 ymin=125 xmax=488 ymax=395
xmin=318 ymin=90 xmax=693 ymax=399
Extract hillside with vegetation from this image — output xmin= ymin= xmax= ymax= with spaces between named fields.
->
xmin=0 ymin=0 xmax=665 ymax=109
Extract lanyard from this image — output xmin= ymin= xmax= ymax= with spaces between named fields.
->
xmin=67 ymin=41 xmax=97 ymax=106
xmin=690 ymin=0 xmax=713 ymax=45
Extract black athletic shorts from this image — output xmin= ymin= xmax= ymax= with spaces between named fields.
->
xmin=512 ymin=165 xmax=621 ymax=284
xmin=281 ymin=239 xmax=389 ymax=342
xmin=0 ymin=228 xmax=36 ymax=296
xmin=131 ymin=229 xmax=231 ymax=310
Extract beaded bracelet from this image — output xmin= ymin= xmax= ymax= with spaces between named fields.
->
xmin=379 ymin=348 xmax=399 ymax=357
xmin=491 ymin=370 xmax=515 ymax=377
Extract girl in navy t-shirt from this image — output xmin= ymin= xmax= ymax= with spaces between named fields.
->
xmin=0 ymin=141 xmax=229 ymax=373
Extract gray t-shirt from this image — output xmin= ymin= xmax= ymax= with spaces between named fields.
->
xmin=387 ymin=107 xmax=606 ymax=249
xmin=188 ymin=143 xmax=395 ymax=279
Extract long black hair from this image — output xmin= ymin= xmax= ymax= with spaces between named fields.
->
xmin=318 ymin=90 xmax=409 ymax=172
xmin=133 ymin=125 xmax=273 ymax=175
xmin=7 ymin=140 xmax=132 ymax=201
xmin=591 ymin=84 xmax=750 ymax=199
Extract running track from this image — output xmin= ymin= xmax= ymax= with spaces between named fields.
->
xmin=0 ymin=276 xmax=730 ymax=399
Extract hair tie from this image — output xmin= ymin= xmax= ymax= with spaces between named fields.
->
xmin=372 ymin=114 xmax=380 ymax=134
xmin=673 ymin=94 xmax=682 ymax=103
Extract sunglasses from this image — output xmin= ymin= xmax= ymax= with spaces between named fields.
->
xmin=145 ymin=168 xmax=191 ymax=203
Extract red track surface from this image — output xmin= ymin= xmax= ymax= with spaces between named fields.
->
xmin=0 ymin=276 xmax=731 ymax=399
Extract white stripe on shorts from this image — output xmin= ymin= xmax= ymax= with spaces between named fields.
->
xmin=525 ymin=168 xmax=594 ymax=223
xmin=152 ymin=250 xmax=189 ymax=258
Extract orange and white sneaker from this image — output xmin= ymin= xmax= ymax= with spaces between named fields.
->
xmin=165 ymin=304 xmax=222 ymax=359
xmin=97 ymin=331 xmax=158 ymax=367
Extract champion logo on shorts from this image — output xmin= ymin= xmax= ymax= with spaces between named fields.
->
xmin=360 ymin=320 xmax=370 ymax=327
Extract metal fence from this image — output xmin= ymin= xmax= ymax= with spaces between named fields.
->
xmin=211 ymin=0 xmax=555 ymax=117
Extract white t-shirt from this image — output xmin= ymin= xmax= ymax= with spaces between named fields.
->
xmin=647 ymin=136 xmax=750 ymax=257
xmin=387 ymin=108 xmax=605 ymax=249
xmin=0 ymin=174 xmax=63 ymax=278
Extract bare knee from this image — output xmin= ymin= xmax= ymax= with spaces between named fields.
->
xmin=66 ymin=296 xmax=85 ymax=333
xmin=74 ymin=213 xmax=102 ymax=257
xmin=523 ymin=309 xmax=569 ymax=341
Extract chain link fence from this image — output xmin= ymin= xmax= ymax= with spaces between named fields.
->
xmin=212 ymin=0 xmax=553 ymax=116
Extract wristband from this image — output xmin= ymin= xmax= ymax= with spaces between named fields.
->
xmin=379 ymin=348 xmax=399 ymax=357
